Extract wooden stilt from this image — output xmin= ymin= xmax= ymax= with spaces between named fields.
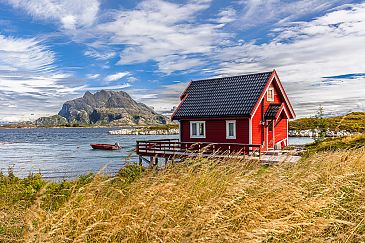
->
xmin=154 ymin=157 xmax=159 ymax=166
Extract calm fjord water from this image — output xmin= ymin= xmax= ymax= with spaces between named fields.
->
xmin=0 ymin=128 xmax=313 ymax=180
xmin=0 ymin=128 xmax=177 ymax=180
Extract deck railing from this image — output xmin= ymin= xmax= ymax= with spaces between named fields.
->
xmin=136 ymin=139 xmax=261 ymax=158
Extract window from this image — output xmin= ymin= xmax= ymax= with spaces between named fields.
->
xmin=267 ymin=87 xmax=274 ymax=101
xmin=190 ymin=121 xmax=205 ymax=138
xmin=226 ymin=120 xmax=236 ymax=139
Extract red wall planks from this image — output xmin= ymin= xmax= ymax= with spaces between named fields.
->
xmin=274 ymin=115 xmax=288 ymax=144
xmin=180 ymin=119 xmax=249 ymax=144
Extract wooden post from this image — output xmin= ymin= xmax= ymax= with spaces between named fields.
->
xmin=154 ymin=157 xmax=159 ymax=166
xmin=139 ymin=156 xmax=142 ymax=166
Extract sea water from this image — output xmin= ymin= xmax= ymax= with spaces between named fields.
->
xmin=0 ymin=128 xmax=313 ymax=180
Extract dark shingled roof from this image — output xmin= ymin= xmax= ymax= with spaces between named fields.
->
xmin=265 ymin=104 xmax=281 ymax=118
xmin=172 ymin=71 xmax=273 ymax=119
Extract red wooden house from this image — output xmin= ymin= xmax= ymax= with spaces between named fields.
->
xmin=171 ymin=70 xmax=295 ymax=151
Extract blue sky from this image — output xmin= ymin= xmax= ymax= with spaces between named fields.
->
xmin=0 ymin=0 xmax=365 ymax=121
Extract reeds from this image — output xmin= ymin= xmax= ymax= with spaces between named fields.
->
xmin=21 ymin=147 xmax=365 ymax=242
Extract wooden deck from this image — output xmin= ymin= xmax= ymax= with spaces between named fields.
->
xmin=136 ymin=139 xmax=262 ymax=165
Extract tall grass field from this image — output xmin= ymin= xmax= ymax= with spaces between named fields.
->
xmin=1 ymin=135 xmax=365 ymax=242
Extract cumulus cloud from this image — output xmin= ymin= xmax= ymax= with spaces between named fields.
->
xmin=214 ymin=3 xmax=365 ymax=116
xmin=94 ymin=0 xmax=228 ymax=73
xmin=5 ymin=0 xmax=100 ymax=29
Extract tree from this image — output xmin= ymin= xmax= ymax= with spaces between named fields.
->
xmin=314 ymin=105 xmax=327 ymax=141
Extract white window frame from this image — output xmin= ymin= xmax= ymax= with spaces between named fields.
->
xmin=226 ymin=120 xmax=236 ymax=139
xmin=267 ymin=87 xmax=274 ymax=101
xmin=190 ymin=121 xmax=206 ymax=138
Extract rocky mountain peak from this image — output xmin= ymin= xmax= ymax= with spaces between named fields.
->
xmin=57 ymin=90 xmax=168 ymax=126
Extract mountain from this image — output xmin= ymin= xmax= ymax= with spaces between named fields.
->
xmin=35 ymin=115 xmax=68 ymax=127
xmin=35 ymin=90 xmax=168 ymax=126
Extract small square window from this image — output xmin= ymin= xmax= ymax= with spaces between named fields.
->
xmin=190 ymin=121 xmax=205 ymax=138
xmin=226 ymin=120 xmax=236 ymax=139
xmin=267 ymin=88 xmax=274 ymax=101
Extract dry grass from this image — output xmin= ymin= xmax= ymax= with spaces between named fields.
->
xmin=19 ymin=146 xmax=365 ymax=242
xmin=306 ymin=134 xmax=365 ymax=154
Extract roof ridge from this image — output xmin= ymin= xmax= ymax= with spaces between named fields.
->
xmin=191 ymin=71 xmax=273 ymax=83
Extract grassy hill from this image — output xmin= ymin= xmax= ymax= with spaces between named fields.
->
xmin=289 ymin=112 xmax=365 ymax=132
xmin=1 ymin=135 xmax=365 ymax=242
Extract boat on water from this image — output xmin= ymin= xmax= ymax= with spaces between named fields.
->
xmin=90 ymin=143 xmax=121 ymax=150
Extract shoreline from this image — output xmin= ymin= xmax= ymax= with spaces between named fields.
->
xmin=1 ymin=126 xmax=363 ymax=138
xmin=0 ymin=125 xmax=175 ymax=130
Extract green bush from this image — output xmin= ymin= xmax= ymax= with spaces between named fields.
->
xmin=117 ymin=164 xmax=145 ymax=184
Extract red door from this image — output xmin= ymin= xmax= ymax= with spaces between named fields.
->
xmin=267 ymin=121 xmax=274 ymax=149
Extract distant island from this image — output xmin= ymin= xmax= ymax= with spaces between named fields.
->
xmin=2 ymin=90 xmax=171 ymax=128
xmin=289 ymin=112 xmax=365 ymax=137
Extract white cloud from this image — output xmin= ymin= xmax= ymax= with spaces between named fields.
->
xmin=237 ymin=0 xmax=351 ymax=28
xmin=0 ymin=34 xmax=84 ymax=121
xmin=0 ymin=35 xmax=55 ymax=72
xmin=127 ymin=77 xmax=138 ymax=83
xmin=104 ymin=72 xmax=129 ymax=82
xmin=127 ymin=82 xmax=188 ymax=113
xmin=157 ymin=56 xmax=205 ymax=74
xmin=214 ymin=3 xmax=365 ymax=117
xmin=87 ymin=74 xmax=100 ymax=79
xmin=216 ymin=8 xmax=237 ymax=24
xmin=5 ymin=0 xmax=100 ymax=29
xmin=94 ymin=0 xmax=228 ymax=73
xmin=84 ymin=83 xmax=131 ymax=91
xmin=61 ymin=15 xmax=77 ymax=30
xmin=2 ymin=0 xmax=364 ymax=120
xmin=84 ymin=49 xmax=116 ymax=60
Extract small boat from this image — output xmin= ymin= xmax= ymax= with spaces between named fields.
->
xmin=90 ymin=143 xmax=121 ymax=150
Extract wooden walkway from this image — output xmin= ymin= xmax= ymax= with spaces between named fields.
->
xmin=136 ymin=139 xmax=262 ymax=165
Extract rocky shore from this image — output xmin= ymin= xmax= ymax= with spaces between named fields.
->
xmin=109 ymin=128 xmax=179 ymax=135
xmin=289 ymin=128 xmax=356 ymax=137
